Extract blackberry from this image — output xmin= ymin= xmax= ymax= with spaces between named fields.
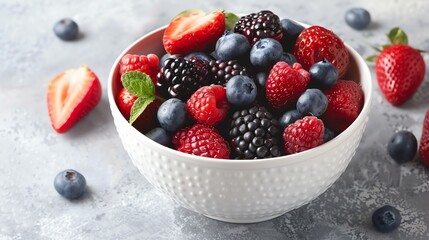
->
xmin=234 ymin=10 xmax=283 ymax=45
xmin=157 ymin=57 xmax=208 ymax=100
xmin=208 ymin=59 xmax=248 ymax=86
xmin=228 ymin=105 xmax=282 ymax=159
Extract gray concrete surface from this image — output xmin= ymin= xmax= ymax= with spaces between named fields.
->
xmin=1 ymin=0 xmax=429 ymax=239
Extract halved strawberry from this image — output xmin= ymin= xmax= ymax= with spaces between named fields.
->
xmin=163 ymin=9 xmax=225 ymax=55
xmin=47 ymin=66 xmax=102 ymax=133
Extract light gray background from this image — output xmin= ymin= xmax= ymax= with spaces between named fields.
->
xmin=1 ymin=0 xmax=429 ymax=239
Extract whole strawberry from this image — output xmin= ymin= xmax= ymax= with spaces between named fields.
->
xmin=172 ymin=124 xmax=230 ymax=159
xmin=321 ymin=80 xmax=364 ymax=133
xmin=368 ymin=28 xmax=426 ymax=106
xmin=266 ymin=62 xmax=310 ymax=109
xmin=419 ymin=110 xmax=429 ymax=167
xmin=293 ymin=26 xmax=350 ymax=78
xmin=283 ymin=116 xmax=324 ymax=154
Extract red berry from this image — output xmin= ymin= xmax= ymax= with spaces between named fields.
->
xmin=266 ymin=62 xmax=310 ymax=109
xmin=419 ymin=111 xmax=429 ymax=167
xmin=283 ymin=116 xmax=324 ymax=154
xmin=47 ymin=66 xmax=102 ymax=133
xmin=376 ymin=44 xmax=425 ymax=106
xmin=321 ymin=80 xmax=364 ymax=133
xmin=172 ymin=124 xmax=230 ymax=159
xmin=117 ymin=87 xmax=160 ymax=133
xmin=293 ymin=26 xmax=349 ymax=78
xmin=119 ymin=54 xmax=159 ymax=82
xmin=186 ymin=85 xmax=229 ymax=126
xmin=163 ymin=10 xmax=225 ymax=55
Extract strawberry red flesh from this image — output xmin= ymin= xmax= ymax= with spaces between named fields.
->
xmin=47 ymin=66 xmax=102 ymax=133
xmin=163 ymin=10 xmax=225 ymax=55
xmin=419 ymin=110 xmax=429 ymax=167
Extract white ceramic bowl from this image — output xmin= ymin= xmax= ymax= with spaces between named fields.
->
xmin=108 ymin=24 xmax=373 ymax=223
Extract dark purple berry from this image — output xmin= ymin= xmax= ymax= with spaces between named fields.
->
xmin=387 ymin=130 xmax=417 ymax=164
xmin=296 ymin=89 xmax=328 ymax=117
xmin=53 ymin=18 xmax=79 ymax=41
xmin=54 ymin=169 xmax=86 ymax=199
xmin=372 ymin=205 xmax=401 ymax=233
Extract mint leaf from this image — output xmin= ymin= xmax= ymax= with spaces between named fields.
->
xmin=387 ymin=27 xmax=408 ymax=45
xmin=366 ymin=55 xmax=377 ymax=62
xmin=121 ymin=71 xmax=155 ymax=98
xmin=224 ymin=12 xmax=240 ymax=30
xmin=129 ymin=96 xmax=155 ymax=125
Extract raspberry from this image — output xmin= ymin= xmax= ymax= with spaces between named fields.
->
xmin=186 ymin=85 xmax=229 ymax=126
xmin=321 ymin=80 xmax=364 ymax=133
xmin=156 ymin=57 xmax=209 ymax=100
xmin=228 ymin=105 xmax=282 ymax=159
xmin=234 ymin=10 xmax=283 ymax=45
xmin=283 ymin=116 xmax=324 ymax=154
xmin=419 ymin=110 xmax=429 ymax=167
xmin=172 ymin=124 xmax=230 ymax=159
xmin=119 ymin=54 xmax=159 ymax=82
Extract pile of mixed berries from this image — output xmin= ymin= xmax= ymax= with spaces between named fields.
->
xmin=115 ymin=9 xmax=364 ymax=160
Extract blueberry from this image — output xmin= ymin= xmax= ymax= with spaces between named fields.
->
xmin=296 ymin=89 xmax=328 ymax=117
xmin=157 ymin=98 xmax=187 ymax=133
xmin=323 ymin=128 xmax=336 ymax=142
xmin=280 ymin=52 xmax=297 ymax=66
xmin=54 ymin=169 xmax=86 ymax=200
xmin=309 ymin=59 xmax=338 ymax=88
xmin=184 ymin=52 xmax=212 ymax=62
xmin=372 ymin=205 xmax=401 ymax=233
xmin=215 ymin=32 xmax=251 ymax=61
xmin=280 ymin=19 xmax=305 ymax=52
xmin=53 ymin=18 xmax=79 ymax=41
xmin=255 ymin=72 xmax=269 ymax=87
xmin=345 ymin=8 xmax=371 ymax=30
xmin=160 ymin=54 xmax=179 ymax=68
xmin=226 ymin=75 xmax=257 ymax=107
xmin=387 ymin=130 xmax=417 ymax=164
xmin=250 ymin=38 xmax=283 ymax=68
xmin=279 ymin=110 xmax=302 ymax=129
xmin=146 ymin=127 xmax=171 ymax=147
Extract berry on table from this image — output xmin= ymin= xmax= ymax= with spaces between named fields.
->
xmin=186 ymin=85 xmax=229 ymax=126
xmin=53 ymin=18 xmax=79 ymax=41
xmin=372 ymin=205 xmax=401 ymax=233
xmin=234 ymin=10 xmax=283 ymax=45
xmin=387 ymin=130 xmax=417 ymax=164
xmin=119 ymin=54 xmax=159 ymax=82
xmin=173 ymin=124 xmax=230 ymax=159
xmin=156 ymin=57 xmax=209 ymax=100
xmin=250 ymin=38 xmax=283 ymax=68
xmin=296 ymin=89 xmax=328 ymax=117
xmin=54 ymin=169 xmax=86 ymax=200
xmin=228 ymin=105 xmax=282 ymax=159
xmin=419 ymin=110 xmax=429 ymax=167
xmin=266 ymin=62 xmax=310 ymax=109
xmin=226 ymin=75 xmax=257 ymax=108
xmin=146 ymin=127 xmax=171 ymax=147
xmin=321 ymin=80 xmax=364 ymax=133
xmin=208 ymin=59 xmax=248 ymax=86
xmin=280 ymin=19 xmax=305 ymax=52
xmin=157 ymin=98 xmax=188 ymax=133
xmin=283 ymin=116 xmax=324 ymax=154
xmin=215 ymin=32 xmax=251 ymax=61
xmin=309 ymin=59 xmax=338 ymax=88
xmin=279 ymin=110 xmax=302 ymax=129
xmin=345 ymin=8 xmax=371 ymax=30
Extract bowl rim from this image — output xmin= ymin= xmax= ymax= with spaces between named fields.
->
xmin=107 ymin=23 xmax=373 ymax=166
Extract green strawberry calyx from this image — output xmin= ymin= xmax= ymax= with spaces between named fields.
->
xmin=121 ymin=71 xmax=164 ymax=124
xmin=366 ymin=27 xmax=426 ymax=62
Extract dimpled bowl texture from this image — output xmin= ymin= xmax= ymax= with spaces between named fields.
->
xmin=108 ymin=23 xmax=373 ymax=223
